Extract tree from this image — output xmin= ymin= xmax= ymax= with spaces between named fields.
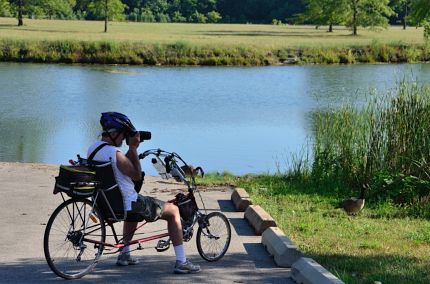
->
xmin=81 ymin=0 xmax=126 ymax=32
xmin=390 ymin=0 xmax=411 ymax=29
xmin=301 ymin=0 xmax=348 ymax=32
xmin=8 ymin=0 xmax=39 ymax=26
xmin=409 ymin=0 xmax=430 ymax=40
xmin=346 ymin=0 xmax=395 ymax=35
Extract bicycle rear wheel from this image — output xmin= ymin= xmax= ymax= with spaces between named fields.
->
xmin=196 ymin=212 xmax=231 ymax=261
xmin=43 ymin=198 xmax=106 ymax=279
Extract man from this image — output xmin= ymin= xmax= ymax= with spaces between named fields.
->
xmin=87 ymin=112 xmax=200 ymax=274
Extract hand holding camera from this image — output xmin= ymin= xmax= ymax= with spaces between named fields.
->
xmin=126 ymin=130 xmax=152 ymax=146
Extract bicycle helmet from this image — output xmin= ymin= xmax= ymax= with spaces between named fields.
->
xmin=100 ymin=112 xmax=136 ymax=134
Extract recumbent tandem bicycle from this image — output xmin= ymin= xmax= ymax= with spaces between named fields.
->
xmin=43 ymin=149 xmax=231 ymax=279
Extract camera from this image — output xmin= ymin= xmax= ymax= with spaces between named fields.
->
xmin=126 ymin=130 xmax=151 ymax=145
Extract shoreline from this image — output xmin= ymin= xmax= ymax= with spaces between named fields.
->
xmin=1 ymin=39 xmax=430 ymax=66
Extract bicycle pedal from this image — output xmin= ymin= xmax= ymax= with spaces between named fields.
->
xmin=155 ymin=239 xmax=170 ymax=252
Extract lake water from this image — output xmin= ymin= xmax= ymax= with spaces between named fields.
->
xmin=1 ymin=62 xmax=429 ymax=175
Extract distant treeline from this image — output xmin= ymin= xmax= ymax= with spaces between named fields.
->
xmin=0 ymin=0 xmax=427 ymax=26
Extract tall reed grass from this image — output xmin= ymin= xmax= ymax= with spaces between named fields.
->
xmin=310 ymin=81 xmax=430 ymax=210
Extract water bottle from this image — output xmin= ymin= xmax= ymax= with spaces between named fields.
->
xmin=170 ymin=167 xmax=184 ymax=182
xmin=152 ymin=157 xmax=171 ymax=179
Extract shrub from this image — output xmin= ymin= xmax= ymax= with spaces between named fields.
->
xmin=424 ymin=21 xmax=430 ymax=41
xmin=189 ymin=11 xmax=207 ymax=23
xmin=156 ymin=13 xmax=170 ymax=23
xmin=141 ymin=9 xmax=155 ymax=22
xmin=171 ymin=11 xmax=186 ymax=23
xmin=272 ymin=19 xmax=282 ymax=25
xmin=339 ymin=49 xmax=356 ymax=64
xmin=207 ymin=11 xmax=222 ymax=23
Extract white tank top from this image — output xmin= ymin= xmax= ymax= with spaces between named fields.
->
xmin=87 ymin=140 xmax=138 ymax=211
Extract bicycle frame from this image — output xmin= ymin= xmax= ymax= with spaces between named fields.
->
xmin=66 ymin=148 xmax=205 ymax=253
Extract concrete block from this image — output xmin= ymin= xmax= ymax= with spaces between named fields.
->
xmin=244 ymin=205 xmax=276 ymax=235
xmin=261 ymin=227 xmax=303 ymax=267
xmin=231 ymin=187 xmax=252 ymax=211
xmin=292 ymin=257 xmax=345 ymax=284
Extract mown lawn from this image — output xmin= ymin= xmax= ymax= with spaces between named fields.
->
xmin=0 ymin=17 xmax=425 ymax=48
xmin=198 ymin=174 xmax=430 ymax=284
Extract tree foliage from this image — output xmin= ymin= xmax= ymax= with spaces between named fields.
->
xmin=80 ymin=0 xmax=125 ymax=21
xmin=1 ymin=0 xmax=426 ymax=37
xmin=345 ymin=0 xmax=394 ymax=35
xmin=409 ymin=0 xmax=430 ymax=23
xmin=40 ymin=0 xmax=75 ymax=19
xmin=0 ymin=0 xmax=11 ymax=16
xmin=300 ymin=0 xmax=349 ymax=31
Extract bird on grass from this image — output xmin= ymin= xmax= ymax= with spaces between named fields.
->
xmin=338 ymin=184 xmax=368 ymax=215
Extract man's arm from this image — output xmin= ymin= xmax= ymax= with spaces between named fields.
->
xmin=116 ymin=133 xmax=142 ymax=181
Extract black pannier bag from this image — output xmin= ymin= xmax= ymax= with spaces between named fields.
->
xmin=175 ymin=193 xmax=198 ymax=224
xmin=53 ymin=142 xmax=108 ymax=198
xmin=54 ymin=165 xmax=98 ymax=198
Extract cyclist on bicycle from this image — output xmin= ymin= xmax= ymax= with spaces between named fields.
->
xmin=87 ymin=112 xmax=200 ymax=274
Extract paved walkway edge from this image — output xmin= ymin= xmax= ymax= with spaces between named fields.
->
xmin=232 ymin=187 xmax=345 ymax=284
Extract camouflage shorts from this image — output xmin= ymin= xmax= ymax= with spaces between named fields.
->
xmin=130 ymin=194 xmax=165 ymax=222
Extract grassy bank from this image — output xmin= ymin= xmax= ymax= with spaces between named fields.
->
xmin=199 ymin=172 xmax=430 ymax=283
xmin=0 ymin=17 xmax=429 ymax=65
xmin=1 ymin=38 xmax=430 ymax=65
xmin=239 ymin=175 xmax=430 ymax=284
xmin=198 ymin=82 xmax=430 ymax=283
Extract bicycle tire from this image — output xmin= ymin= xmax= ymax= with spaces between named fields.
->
xmin=43 ymin=198 xmax=106 ymax=279
xmin=196 ymin=212 xmax=231 ymax=262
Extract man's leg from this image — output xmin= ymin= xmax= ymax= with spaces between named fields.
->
xmin=161 ymin=203 xmax=200 ymax=274
xmin=117 ymin=221 xmax=139 ymax=266
xmin=161 ymin=203 xmax=183 ymax=246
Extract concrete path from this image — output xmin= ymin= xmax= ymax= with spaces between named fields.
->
xmin=0 ymin=162 xmax=294 ymax=283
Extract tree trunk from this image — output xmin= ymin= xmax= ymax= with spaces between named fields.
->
xmin=104 ymin=0 xmax=108 ymax=33
xmin=328 ymin=23 xmax=333 ymax=32
xmin=18 ymin=0 xmax=23 ymax=26
xmin=352 ymin=0 xmax=358 ymax=36
xmin=403 ymin=4 xmax=407 ymax=30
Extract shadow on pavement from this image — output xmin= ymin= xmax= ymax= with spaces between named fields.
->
xmin=217 ymin=200 xmax=236 ymax=212
xmin=229 ymin=217 xmax=256 ymax=237
xmin=2 ymin=253 xmax=292 ymax=284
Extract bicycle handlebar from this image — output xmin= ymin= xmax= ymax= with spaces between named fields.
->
xmin=139 ymin=148 xmax=190 ymax=184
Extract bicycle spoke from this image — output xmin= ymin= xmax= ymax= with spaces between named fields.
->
xmin=44 ymin=199 xmax=106 ymax=279
xmin=197 ymin=212 xmax=231 ymax=262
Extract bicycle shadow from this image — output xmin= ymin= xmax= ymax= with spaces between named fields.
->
xmin=2 ymin=253 xmax=293 ymax=283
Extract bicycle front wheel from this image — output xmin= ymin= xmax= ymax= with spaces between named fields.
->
xmin=43 ymin=198 xmax=106 ymax=279
xmin=196 ymin=212 xmax=231 ymax=261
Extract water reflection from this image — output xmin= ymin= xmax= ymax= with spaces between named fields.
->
xmin=0 ymin=63 xmax=428 ymax=174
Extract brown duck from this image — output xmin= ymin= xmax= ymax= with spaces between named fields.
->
xmin=338 ymin=184 xmax=368 ymax=215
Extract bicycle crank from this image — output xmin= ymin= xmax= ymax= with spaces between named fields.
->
xmin=155 ymin=239 xmax=170 ymax=252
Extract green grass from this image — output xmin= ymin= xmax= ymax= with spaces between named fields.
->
xmin=0 ymin=17 xmax=429 ymax=65
xmin=0 ymin=17 xmax=425 ymax=48
xmin=198 ymin=173 xmax=430 ymax=284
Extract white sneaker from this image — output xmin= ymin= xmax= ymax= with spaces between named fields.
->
xmin=116 ymin=253 xmax=139 ymax=266
xmin=173 ymin=259 xmax=201 ymax=274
